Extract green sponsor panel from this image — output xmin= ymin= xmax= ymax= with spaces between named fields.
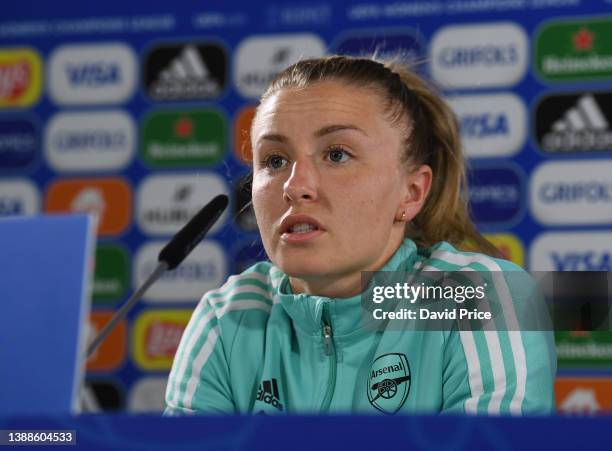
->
xmin=93 ymin=244 xmax=129 ymax=305
xmin=141 ymin=109 xmax=226 ymax=167
xmin=556 ymin=331 xmax=612 ymax=368
xmin=536 ymin=18 xmax=612 ymax=81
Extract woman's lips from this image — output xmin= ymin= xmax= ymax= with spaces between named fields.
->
xmin=279 ymin=214 xmax=325 ymax=243
xmin=281 ymin=228 xmax=324 ymax=243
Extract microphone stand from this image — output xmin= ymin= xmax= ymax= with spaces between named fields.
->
xmin=86 ymin=261 xmax=168 ymax=358
xmin=80 ymin=194 xmax=228 ymax=412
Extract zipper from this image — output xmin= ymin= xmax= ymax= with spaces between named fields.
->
xmin=319 ymin=303 xmax=337 ymax=412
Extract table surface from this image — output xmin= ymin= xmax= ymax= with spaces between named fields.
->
xmin=1 ymin=413 xmax=611 ymax=451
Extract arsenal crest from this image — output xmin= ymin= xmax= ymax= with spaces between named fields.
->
xmin=367 ymin=353 xmax=411 ymax=414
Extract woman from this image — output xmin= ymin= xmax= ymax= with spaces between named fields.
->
xmin=165 ymin=55 xmax=556 ymax=415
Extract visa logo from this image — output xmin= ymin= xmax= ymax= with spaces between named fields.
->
xmin=461 ymin=113 xmax=509 ymax=138
xmin=551 ymin=252 xmax=612 ymax=271
xmin=0 ymin=198 xmax=23 ymax=215
xmin=65 ymin=64 xmax=120 ymax=86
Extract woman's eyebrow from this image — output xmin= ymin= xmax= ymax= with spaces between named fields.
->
xmin=258 ymin=133 xmax=287 ymax=143
xmin=314 ymin=124 xmax=368 ymax=137
xmin=257 ymin=124 xmax=368 ymax=145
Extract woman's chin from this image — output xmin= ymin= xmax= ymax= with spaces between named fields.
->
xmin=276 ymin=261 xmax=327 ymax=279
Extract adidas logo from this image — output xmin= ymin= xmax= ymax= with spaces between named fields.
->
xmin=551 ymin=95 xmax=607 ymax=133
xmin=148 ymin=45 xmax=223 ymax=100
xmin=256 ymin=378 xmax=284 ymax=411
xmin=159 ymin=46 xmax=208 ymax=81
xmin=540 ymin=93 xmax=612 ymax=152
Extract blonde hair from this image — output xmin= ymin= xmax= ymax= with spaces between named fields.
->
xmin=256 ymin=55 xmax=498 ymax=256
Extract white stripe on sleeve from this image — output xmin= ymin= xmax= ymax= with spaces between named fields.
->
xmin=430 ymin=250 xmax=526 ymax=414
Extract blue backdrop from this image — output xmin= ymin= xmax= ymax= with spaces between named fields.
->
xmin=2 ymin=0 xmax=612 ymax=414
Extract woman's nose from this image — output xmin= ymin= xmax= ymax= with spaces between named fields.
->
xmin=283 ymin=159 xmax=319 ymax=203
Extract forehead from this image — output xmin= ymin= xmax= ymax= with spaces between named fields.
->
xmin=252 ymin=81 xmax=392 ymax=138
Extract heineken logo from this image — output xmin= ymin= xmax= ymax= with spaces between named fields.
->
xmin=535 ymin=18 xmax=612 ymax=82
xmin=573 ymin=28 xmax=594 ymax=52
xmin=140 ymin=109 xmax=226 ymax=167
xmin=367 ymin=353 xmax=411 ymax=414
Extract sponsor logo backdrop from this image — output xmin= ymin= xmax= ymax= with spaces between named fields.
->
xmin=1 ymin=0 xmax=612 ymax=413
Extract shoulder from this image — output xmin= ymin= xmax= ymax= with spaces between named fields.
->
xmin=195 ymin=261 xmax=283 ymax=328
xmin=415 ymin=241 xmax=536 ymax=304
xmin=419 ymin=241 xmax=547 ymax=334
xmin=417 ymin=241 xmax=525 ymax=272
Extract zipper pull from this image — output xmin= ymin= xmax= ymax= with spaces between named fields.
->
xmin=321 ymin=303 xmax=334 ymax=356
xmin=322 ymin=323 xmax=333 ymax=356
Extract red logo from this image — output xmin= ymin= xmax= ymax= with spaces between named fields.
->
xmin=174 ymin=116 xmax=194 ymax=139
xmin=573 ymin=27 xmax=594 ymax=52
xmin=0 ymin=60 xmax=30 ymax=102
xmin=145 ymin=320 xmax=184 ymax=359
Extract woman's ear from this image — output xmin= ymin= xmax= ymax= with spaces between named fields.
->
xmin=397 ymin=165 xmax=432 ymax=222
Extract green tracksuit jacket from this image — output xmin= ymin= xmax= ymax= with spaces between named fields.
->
xmin=165 ymin=239 xmax=556 ymax=415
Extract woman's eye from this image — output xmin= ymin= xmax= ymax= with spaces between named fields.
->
xmin=265 ymin=154 xmax=287 ymax=170
xmin=327 ymin=147 xmax=351 ymax=163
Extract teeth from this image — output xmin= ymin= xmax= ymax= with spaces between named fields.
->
xmin=290 ymin=223 xmax=316 ymax=234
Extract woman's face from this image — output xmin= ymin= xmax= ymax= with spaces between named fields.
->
xmin=251 ymin=80 xmax=430 ymax=297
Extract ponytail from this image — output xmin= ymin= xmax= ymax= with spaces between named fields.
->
xmin=385 ymin=62 xmax=499 ymax=256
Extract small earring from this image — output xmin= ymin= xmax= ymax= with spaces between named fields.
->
xmin=401 ymin=211 xmax=406 ymax=221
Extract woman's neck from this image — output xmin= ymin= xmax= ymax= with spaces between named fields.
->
xmin=286 ymin=237 xmax=405 ymax=299
xmin=288 ymin=272 xmax=365 ymax=299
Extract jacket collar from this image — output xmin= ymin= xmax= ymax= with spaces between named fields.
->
xmin=271 ymin=239 xmax=419 ymax=337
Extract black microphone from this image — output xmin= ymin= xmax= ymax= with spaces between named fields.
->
xmin=86 ymin=194 xmax=229 ymax=358
xmin=158 ymin=194 xmax=228 ymax=270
